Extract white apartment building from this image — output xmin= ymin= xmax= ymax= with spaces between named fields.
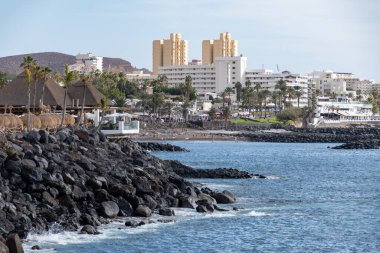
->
xmin=158 ymin=56 xmax=247 ymax=99
xmin=126 ymin=71 xmax=157 ymax=83
xmin=158 ymin=60 xmax=216 ymax=98
xmin=245 ymin=69 xmax=310 ymax=107
xmin=352 ymin=79 xmax=376 ymax=96
xmin=307 ymin=70 xmax=347 ymax=96
xmin=214 ymin=56 xmax=247 ymax=93
xmin=68 ymin=53 xmax=103 ymax=74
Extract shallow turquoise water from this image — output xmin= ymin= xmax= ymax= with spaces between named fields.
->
xmin=25 ymin=141 xmax=380 ymax=252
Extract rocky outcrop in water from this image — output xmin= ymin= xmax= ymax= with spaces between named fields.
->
xmin=0 ymin=127 xmax=236 ymax=244
xmin=137 ymin=142 xmax=189 ymax=152
xmin=166 ymin=160 xmax=261 ymax=179
xmin=331 ymin=140 xmax=380 ymax=149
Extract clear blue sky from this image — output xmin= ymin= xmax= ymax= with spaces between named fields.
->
xmin=1 ymin=0 xmax=379 ymax=81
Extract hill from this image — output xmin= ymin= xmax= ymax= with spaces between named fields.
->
xmin=0 ymin=52 xmax=151 ymax=76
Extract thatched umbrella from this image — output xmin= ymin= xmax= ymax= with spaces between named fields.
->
xmin=39 ymin=114 xmax=56 ymax=129
xmin=20 ymin=114 xmax=41 ymax=129
xmin=0 ymin=114 xmax=23 ymax=129
xmin=64 ymin=114 xmax=75 ymax=126
xmin=0 ymin=115 xmax=11 ymax=129
xmin=39 ymin=114 xmax=65 ymax=129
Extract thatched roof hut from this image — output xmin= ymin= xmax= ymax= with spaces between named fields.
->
xmin=67 ymin=81 xmax=109 ymax=107
xmin=0 ymin=72 xmax=71 ymax=108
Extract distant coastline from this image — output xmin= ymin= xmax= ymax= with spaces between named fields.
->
xmin=129 ymin=126 xmax=380 ymax=143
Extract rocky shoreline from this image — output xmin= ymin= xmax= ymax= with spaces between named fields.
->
xmin=136 ymin=142 xmax=189 ymax=152
xmin=131 ymin=127 xmax=380 ymax=143
xmin=166 ymin=160 xmax=265 ymax=179
xmin=0 ymin=127 xmax=250 ymax=252
xmin=243 ymin=127 xmax=380 ymax=143
xmin=331 ymin=140 xmax=380 ymax=149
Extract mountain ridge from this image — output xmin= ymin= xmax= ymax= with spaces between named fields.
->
xmin=0 ymin=52 xmax=151 ymax=75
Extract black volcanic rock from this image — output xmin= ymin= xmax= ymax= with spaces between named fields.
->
xmin=137 ymin=142 xmax=189 ymax=152
xmin=0 ymin=127 xmax=237 ymax=242
xmin=167 ymin=160 xmax=254 ymax=179
xmin=332 ymin=139 xmax=380 ymax=149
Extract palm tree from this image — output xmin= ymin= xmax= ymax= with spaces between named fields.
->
xmin=257 ymin=90 xmax=266 ymax=117
xmin=356 ymin=89 xmax=362 ymax=101
xmin=0 ymin=71 xmax=7 ymax=89
xmin=275 ymin=79 xmax=287 ymax=111
xmin=294 ymin=86 xmax=303 ymax=108
xmin=150 ymin=92 xmax=165 ymax=116
xmin=221 ymin=106 xmax=230 ymax=128
xmin=234 ymin=82 xmax=242 ymax=103
xmin=20 ymin=56 xmax=36 ymax=132
xmin=77 ymin=74 xmax=90 ymax=126
xmin=163 ymin=100 xmax=174 ymax=121
xmin=286 ymin=86 xmax=296 ymax=107
xmin=32 ymin=66 xmax=42 ymax=113
xmin=224 ymin=87 xmax=234 ymax=107
xmin=254 ymin=82 xmax=262 ymax=94
xmin=271 ymin=91 xmax=279 ymax=114
xmin=40 ymin=67 xmax=52 ymax=106
xmin=60 ymin=65 xmax=74 ymax=128
xmin=208 ymin=107 xmax=217 ymax=129
xmin=260 ymin=90 xmax=271 ymax=118
xmin=241 ymin=87 xmax=255 ymax=113
xmin=95 ymin=98 xmax=108 ymax=132
xmin=245 ymin=79 xmax=251 ymax=88
xmin=53 ymin=72 xmax=63 ymax=83
xmin=220 ymin=91 xmax=228 ymax=107
xmin=24 ymin=69 xmax=33 ymax=131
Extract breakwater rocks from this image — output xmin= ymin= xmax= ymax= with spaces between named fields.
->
xmin=332 ymin=140 xmax=380 ymax=149
xmin=0 ymin=127 xmax=237 ymax=245
xmin=166 ymin=160 xmax=261 ymax=179
xmin=137 ymin=142 xmax=189 ymax=152
xmin=243 ymin=127 xmax=380 ymax=143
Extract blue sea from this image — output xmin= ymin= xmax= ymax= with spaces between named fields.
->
xmin=25 ymin=141 xmax=380 ymax=252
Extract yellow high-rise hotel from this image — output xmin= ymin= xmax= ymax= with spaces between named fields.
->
xmin=202 ymin=32 xmax=238 ymax=65
xmin=152 ymin=32 xmax=238 ymax=74
xmin=152 ymin=33 xmax=188 ymax=74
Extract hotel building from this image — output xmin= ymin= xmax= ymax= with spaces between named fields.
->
xmin=245 ymin=69 xmax=311 ymax=107
xmin=152 ymin=33 xmax=188 ymax=74
xmin=158 ymin=56 xmax=247 ymax=98
xmin=68 ymin=53 xmax=103 ymax=74
xmin=202 ymin=32 xmax=238 ymax=64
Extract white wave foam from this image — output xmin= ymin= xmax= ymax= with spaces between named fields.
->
xmin=246 ymin=210 xmax=272 ymax=217
xmin=265 ymin=175 xmax=280 ymax=180
xmin=200 ymin=183 xmax=234 ymax=189
xmin=24 ymin=208 xmax=239 ymax=251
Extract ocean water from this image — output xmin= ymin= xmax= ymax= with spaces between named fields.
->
xmin=25 ymin=141 xmax=380 ymax=253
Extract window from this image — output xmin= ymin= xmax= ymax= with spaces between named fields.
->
xmin=232 ymin=67 xmax=236 ymax=69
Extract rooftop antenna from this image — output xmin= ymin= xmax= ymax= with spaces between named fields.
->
xmin=277 ymin=64 xmax=280 ymax=73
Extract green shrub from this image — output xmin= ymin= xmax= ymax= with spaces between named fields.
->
xmin=276 ymin=108 xmax=303 ymax=122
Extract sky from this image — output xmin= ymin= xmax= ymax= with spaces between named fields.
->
xmin=1 ymin=0 xmax=379 ymax=81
